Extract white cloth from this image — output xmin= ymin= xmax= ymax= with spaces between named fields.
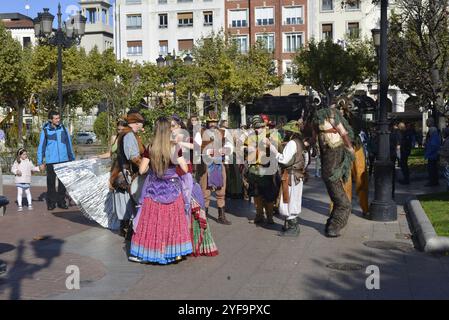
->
xmin=275 ymin=140 xmax=304 ymax=219
xmin=17 ymin=187 xmax=32 ymax=207
xmin=11 ymin=159 xmax=40 ymax=184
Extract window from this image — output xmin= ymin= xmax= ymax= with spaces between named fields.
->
xmin=348 ymin=22 xmax=360 ymax=39
xmin=127 ymin=14 xmax=142 ymax=29
xmin=284 ymin=61 xmax=294 ymax=83
xmin=23 ymin=37 xmax=31 ymax=48
xmin=322 ymin=24 xmax=333 ymax=40
xmin=255 ymin=7 xmax=274 ymax=26
xmin=233 ymin=35 xmax=248 ymax=53
xmin=256 ymin=33 xmax=275 ymax=52
xmin=283 ymin=6 xmax=303 ymax=25
xmin=346 ymin=0 xmax=361 ymax=10
xmin=178 ymin=12 xmax=193 ymax=27
xmin=204 ymin=11 xmax=213 ymax=26
xmin=284 ymin=33 xmax=302 ymax=52
xmin=87 ymin=8 xmax=96 ymax=24
xmin=322 ymin=0 xmax=333 ymax=11
xmin=127 ymin=40 xmax=142 ymax=56
xmin=158 ymin=0 xmax=167 ymax=3
xmin=159 ymin=13 xmax=168 ymax=28
xmin=229 ymin=9 xmax=247 ymax=28
xmin=178 ymin=39 xmax=194 ymax=52
xmin=126 ymin=0 xmax=141 ymax=4
xmin=159 ymin=40 xmax=168 ymax=55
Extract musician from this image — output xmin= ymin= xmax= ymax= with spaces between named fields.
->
xmin=266 ymin=120 xmax=307 ymax=236
xmin=197 ymin=111 xmax=234 ymax=225
xmin=110 ymin=111 xmax=145 ymax=238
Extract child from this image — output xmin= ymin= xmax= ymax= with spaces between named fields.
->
xmin=11 ymin=148 xmax=40 ymax=212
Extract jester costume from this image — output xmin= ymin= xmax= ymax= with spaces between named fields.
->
xmin=314 ymin=106 xmax=355 ymax=237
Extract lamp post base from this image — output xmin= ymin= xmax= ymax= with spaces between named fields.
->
xmin=369 ymin=159 xmax=397 ymax=222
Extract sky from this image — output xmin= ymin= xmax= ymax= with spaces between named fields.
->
xmin=0 ymin=0 xmax=115 ymax=22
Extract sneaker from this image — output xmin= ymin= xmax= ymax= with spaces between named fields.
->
xmin=17 ymin=206 xmax=23 ymax=212
xmin=128 ymin=256 xmax=143 ymax=263
xmin=28 ymin=206 xmax=33 ymax=211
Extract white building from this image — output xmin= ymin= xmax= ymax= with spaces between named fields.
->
xmin=0 ymin=13 xmax=36 ymax=48
xmin=114 ymin=0 xmax=225 ymax=63
xmin=79 ymin=0 xmax=114 ymax=52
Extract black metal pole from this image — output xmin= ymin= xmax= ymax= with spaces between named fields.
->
xmin=369 ymin=0 xmax=397 ymax=221
xmin=56 ymin=3 xmax=63 ymax=116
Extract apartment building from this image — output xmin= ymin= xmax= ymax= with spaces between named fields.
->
xmin=225 ymin=0 xmax=308 ymax=91
xmin=0 ymin=13 xmax=36 ymax=48
xmin=79 ymin=0 xmax=114 ymax=53
xmin=114 ymin=0 xmax=225 ymax=63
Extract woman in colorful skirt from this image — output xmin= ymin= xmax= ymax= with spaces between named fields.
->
xmin=129 ymin=117 xmax=193 ymax=264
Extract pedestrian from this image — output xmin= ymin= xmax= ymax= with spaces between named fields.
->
xmin=439 ymin=127 xmax=449 ymax=191
xmin=267 ymin=120 xmax=307 ymax=237
xmin=313 ymin=98 xmax=355 ymax=238
xmin=110 ymin=111 xmax=145 ymax=237
xmin=0 ymin=126 xmax=5 ymax=151
xmin=424 ymin=118 xmax=441 ymax=186
xmin=390 ymin=122 xmax=401 ymax=197
xmin=398 ymin=122 xmax=413 ymax=184
xmin=37 ymin=110 xmax=75 ymax=211
xmin=128 ymin=117 xmax=193 ymax=264
xmin=367 ymin=126 xmax=378 ymax=178
xmin=11 ymin=148 xmax=40 ymax=212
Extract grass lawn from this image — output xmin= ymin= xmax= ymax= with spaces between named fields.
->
xmin=418 ymin=192 xmax=449 ymax=237
xmin=408 ymin=148 xmax=426 ymax=172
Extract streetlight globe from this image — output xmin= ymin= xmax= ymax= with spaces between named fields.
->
xmin=183 ymin=53 xmax=193 ymax=65
xmin=371 ymin=28 xmax=381 ymax=49
xmin=40 ymin=8 xmax=55 ymax=35
xmin=72 ymin=11 xmax=87 ymax=37
xmin=33 ymin=13 xmax=42 ymax=37
xmin=156 ymin=55 xmax=165 ymax=67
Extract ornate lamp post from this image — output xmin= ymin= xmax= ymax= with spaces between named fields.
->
xmin=369 ymin=0 xmax=397 ymax=221
xmin=34 ymin=4 xmax=86 ymax=117
xmin=156 ymin=52 xmax=193 ymax=113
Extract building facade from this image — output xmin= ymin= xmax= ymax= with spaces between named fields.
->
xmin=225 ymin=0 xmax=308 ymax=94
xmin=114 ymin=0 xmax=225 ymax=63
xmin=79 ymin=0 xmax=114 ymax=52
xmin=0 ymin=13 xmax=36 ymax=48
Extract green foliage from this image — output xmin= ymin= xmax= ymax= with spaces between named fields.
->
xmin=292 ymin=38 xmax=376 ymax=104
xmin=419 ymin=192 xmax=449 ymax=237
xmin=93 ymin=112 xmax=111 ymax=146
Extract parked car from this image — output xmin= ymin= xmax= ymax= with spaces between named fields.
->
xmin=75 ymin=132 xmax=97 ymax=144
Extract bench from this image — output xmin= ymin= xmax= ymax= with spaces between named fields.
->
xmin=0 ymin=196 xmax=8 ymax=216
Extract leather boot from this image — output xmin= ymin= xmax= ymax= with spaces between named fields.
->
xmin=278 ymin=218 xmax=300 ymax=237
xmin=218 ymin=207 xmax=232 ymax=225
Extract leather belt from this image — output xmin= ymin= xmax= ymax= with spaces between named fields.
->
xmin=321 ymin=128 xmax=338 ymax=134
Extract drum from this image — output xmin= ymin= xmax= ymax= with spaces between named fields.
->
xmin=130 ymin=174 xmax=146 ymax=204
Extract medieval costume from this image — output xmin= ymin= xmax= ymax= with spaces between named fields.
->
xmin=269 ymin=120 xmax=308 ymax=237
xmin=195 ymin=111 xmax=234 ymax=225
xmin=314 ymin=103 xmax=355 ymax=238
xmin=247 ymin=115 xmax=281 ymax=225
xmin=110 ymin=112 xmax=145 ymax=237
xmin=337 ymin=99 xmax=369 ymax=216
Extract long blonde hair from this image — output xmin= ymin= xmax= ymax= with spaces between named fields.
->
xmin=150 ymin=117 xmax=173 ymax=177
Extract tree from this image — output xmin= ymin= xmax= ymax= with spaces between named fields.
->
xmin=93 ymin=112 xmax=110 ymax=146
xmin=191 ymin=31 xmax=282 ymax=115
xmin=292 ymin=38 xmax=376 ymax=104
xmin=0 ymin=22 xmax=29 ymax=145
xmin=388 ymin=0 xmax=449 ymax=115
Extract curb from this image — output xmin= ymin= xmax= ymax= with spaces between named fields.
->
xmin=404 ymin=196 xmax=449 ymax=254
xmin=1 ymin=175 xmax=47 ymax=187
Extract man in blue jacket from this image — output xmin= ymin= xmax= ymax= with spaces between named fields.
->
xmin=37 ymin=110 xmax=75 ymax=210
xmin=424 ymin=118 xmax=441 ymax=186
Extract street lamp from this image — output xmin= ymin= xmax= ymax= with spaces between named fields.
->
xmin=369 ymin=0 xmax=397 ymax=222
xmin=34 ymin=4 xmax=86 ymax=116
xmin=156 ymin=52 xmax=194 ymax=110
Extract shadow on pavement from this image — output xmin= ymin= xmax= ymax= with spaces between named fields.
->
xmin=0 ymin=237 xmax=64 ymax=300
xmin=51 ymin=211 xmax=101 ymax=229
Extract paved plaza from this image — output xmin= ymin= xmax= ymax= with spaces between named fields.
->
xmin=1 ymin=169 xmax=449 ymax=300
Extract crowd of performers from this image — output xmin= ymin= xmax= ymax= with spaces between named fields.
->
xmin=104 ymin=96 xmax=369 ymax=265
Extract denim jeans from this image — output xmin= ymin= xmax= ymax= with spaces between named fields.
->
xmin=444 ymin=165 xmax=449 ymax=191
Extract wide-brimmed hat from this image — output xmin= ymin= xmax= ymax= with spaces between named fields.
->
xmin=251 ymin=115 xmax=265 ymax=129
xmin=283 ymin=120 xmax=302 ymax=134
xmin=206 ymin=111 xmax=219 ymax=122
xmin=127 ymin=112 xmax=145 ymax=124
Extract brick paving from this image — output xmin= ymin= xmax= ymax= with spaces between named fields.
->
xmin=1 ymin=168 xmax=449 ymax=300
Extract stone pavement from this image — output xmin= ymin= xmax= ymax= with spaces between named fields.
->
xmin=0 ymin=167 xmax=449 ymax=300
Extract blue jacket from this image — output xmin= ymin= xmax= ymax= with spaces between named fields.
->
xmin=37 ymin=122 xmax=75 ymax=165
xmin=424 ymin=128 xmax=441 ymax=161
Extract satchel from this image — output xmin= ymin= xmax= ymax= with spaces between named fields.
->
xmin=112 ymin=169 xmax=132 ymax=192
